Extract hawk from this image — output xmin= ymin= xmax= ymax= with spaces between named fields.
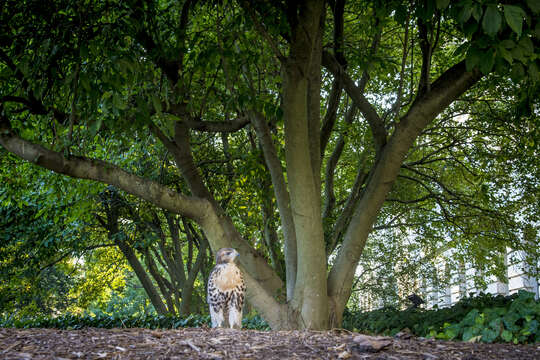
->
xmin=207 ymin=248 xmax=246 ymax=329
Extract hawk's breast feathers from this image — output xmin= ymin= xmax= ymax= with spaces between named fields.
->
xmin=211 ymin=263 xmax=244 ymax=291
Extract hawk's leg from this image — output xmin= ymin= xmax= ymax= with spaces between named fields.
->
xmin=228 ymin=306 xmax=242 ymax=329
xmin=228 ymin=292 xmax=244 ymax=329
xmin=210 ymin=305 xmax=225 ymax=328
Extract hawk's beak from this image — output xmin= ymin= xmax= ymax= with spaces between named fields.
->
xmin=233 ymin=250 xmax=240 ymax=261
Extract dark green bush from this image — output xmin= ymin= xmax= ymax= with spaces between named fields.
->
xmin=343 ymin=290 xmax=539 ymax=344
xmin=0 ymin=313 xmax=270 ymax=331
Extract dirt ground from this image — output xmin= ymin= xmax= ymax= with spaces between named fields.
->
xmin=0 ymin=327 xmax=539 ymax=359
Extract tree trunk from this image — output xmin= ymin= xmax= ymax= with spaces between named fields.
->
xmin=116 ymin=239 xmax=168 ymax=315
xmin=282 ymin=0 xmax=328 ymax=329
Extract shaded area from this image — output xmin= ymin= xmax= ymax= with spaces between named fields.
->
xmin=1 ymin=327 xmax=539 ymax=359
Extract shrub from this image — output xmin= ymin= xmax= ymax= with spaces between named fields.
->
xmin=0 ymin=313 xmax=270 ymax=331
xmin=343 ymin=290 xmax=539 ymax=344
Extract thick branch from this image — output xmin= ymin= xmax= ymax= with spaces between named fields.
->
xmin=249 ymin=110 xmax=297 ymax=300
xmin=320 ymin=0 xmax=347 ymax=157
xmin=131 ymin=1 xmax=181 ymax=84
xmin=327 ymin=60 xmax=483 ymax=315
xmin=0 ymin=121 xmax=210 ymax=221
xmin=331 ymin=0 xmax=347 ymax=66
xmin=417 ymin=16 xmax=433 ymax=97
xmin=322 ymin=51 xmax=387 ymax=153
xmin=182 ymin=116 xmax=250 ymax=133
xmin=320 ymin=78 xmax=343 ymax=157
xmin=149 ymin=120 xmax=214 ymax=200
xmin=322 ymin=105 xmax=357 ymax=220
xmin=327 ymin=158 xmax=369 ymax=255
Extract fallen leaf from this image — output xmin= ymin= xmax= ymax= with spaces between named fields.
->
xmin=331 ymin=343 xmax=347 ymax=351
xmin=468 ymin=335 xmax=482 ymax=343
xmin=338 ymin=350 xmax=352 ymax=359
xmin=352 ymin=334 xmax=393 ymax=353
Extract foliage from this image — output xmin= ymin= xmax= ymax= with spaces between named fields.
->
xmin=344 ymin=291 xmax=540 ymax=344
xmin=0 ymin=313 xmax=270 ymax=331
xmin=0 ymin=187 xmax=84 ymax=316
xmin=85 ymin=272 xmax=158 ymax=318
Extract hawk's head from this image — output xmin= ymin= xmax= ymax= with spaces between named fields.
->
xmin=215 ymin=248 xmax=239 ymax=264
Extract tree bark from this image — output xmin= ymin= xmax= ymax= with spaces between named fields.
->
xmin=250 ymin=110 xmax=296 ymax=299
xmin=282 ymin=0 xmax=328 ymax=329
xmin=116 ymin=239 xmax=169 ymax=315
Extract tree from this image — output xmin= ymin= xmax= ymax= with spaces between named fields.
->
xmin=95 ymin=187 xmax=210 ymax=316
xmin=0 ymin=0 xmax=538 ymax=329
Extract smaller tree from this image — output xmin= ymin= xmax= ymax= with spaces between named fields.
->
xmin=95 ymin=187 xmax=210 ymax=316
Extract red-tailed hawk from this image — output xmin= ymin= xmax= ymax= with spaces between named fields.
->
xmin=207 ymin=248 xmax=246 ymax=328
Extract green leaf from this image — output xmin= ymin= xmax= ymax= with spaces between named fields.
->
xmin=151 ymin=95 xmax=162 ymax=114
xmin=504 ymin=5 xmax=525 ymax=38
xmin=511 ymin=46 xmax=526 ymax=63
xmin=482 ymin=5 xmax=502 ymax=37
xmin=488 ymin=317 xmax=503 ymax=331
xmin=89 ymin=117 xmax=103 ymax=137
xmin=528 ymin=63 xmax=540 ymax=83
xmin=436 ymin=0 xmax=450 ymax=10
xmin=518 ymin=36 xmax=534 ymax=56
xmin=526 ymin=0 xmax=540 ymax=13
xmin=501 ymin=40 xmax=516 ymax=49
xmin=444 ymin=326 xmax=459 ymax=340
xmin=462 ymin=309 xmax=481 ymax=327
xmin=463 ymin=326 xmax=476 ymax=341
xmin=482 ymin=328 xmax=499 ymax=343
xmin=466 ymin=46 xmax=482 ymax=71
xmin=472 ymin=4 xmax=483 ymax=22
xmin=79 ymin=45 xmax=89 ymax=59
xmin=80 ymin=72 xmax=91 ymax=93
xmin=503 ymin=310 xmax=521 ymax=331
xmin=479 ymin=48 xmax=495 ymax=74
xmin=498 ymin=46 xmax=513 ymax=64
xmin=463 ymin=21 xmax=479 ymax=37
xmin=459 ymin=4 xmax=473 ymax=24
xmin=501 ymin=329 xmax=513 ymax=342
xmin=113 ymin=94 xmax=127 ymax=110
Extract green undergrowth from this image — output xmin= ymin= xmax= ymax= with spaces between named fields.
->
xmin=343 ymin=290 xmax=539 ymax=344
xmin=0 ymin=313 xmax=270 ymax=331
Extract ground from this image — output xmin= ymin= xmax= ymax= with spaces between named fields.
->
xmin=1 ymin=327 xmax=539 ymax=359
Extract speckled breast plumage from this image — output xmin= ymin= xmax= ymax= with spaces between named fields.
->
xmin=207 ymin=263 xmax=246 ymax=313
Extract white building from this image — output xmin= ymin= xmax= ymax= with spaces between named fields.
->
xmin=423 ymin=248 xmax=539 ymax=309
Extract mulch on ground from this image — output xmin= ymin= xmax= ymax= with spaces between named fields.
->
xmin=0 ymin=327 xmax=538 ymax=359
